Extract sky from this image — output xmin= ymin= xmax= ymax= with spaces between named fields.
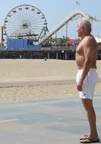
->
xmin=1 ymin=0 xmax=101 ymax=41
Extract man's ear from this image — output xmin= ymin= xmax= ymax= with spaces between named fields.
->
xmin=81 ymin=26 xmax=84 ymax=32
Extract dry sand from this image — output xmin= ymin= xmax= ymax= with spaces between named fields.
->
xmin=0 ymin=59 xmax=101 ymax=102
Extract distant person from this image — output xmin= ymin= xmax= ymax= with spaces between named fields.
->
xmin=44 ymin=57 xmax=47 ymax=61
xmin=76 ymin=18 xmax=99 ymax=143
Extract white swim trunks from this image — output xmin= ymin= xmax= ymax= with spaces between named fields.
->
xmin=76 ymin=69 xmax=98 ymax=100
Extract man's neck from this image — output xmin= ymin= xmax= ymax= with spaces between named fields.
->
xmin=81 ymin=33 xmax=91 ymax=39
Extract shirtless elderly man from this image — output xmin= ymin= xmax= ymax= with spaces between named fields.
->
xmin=76 ymin=18 xmax=100 ymax=143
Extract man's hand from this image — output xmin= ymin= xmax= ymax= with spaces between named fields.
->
xmin=77 ymin=80 xmax=83 ymax=91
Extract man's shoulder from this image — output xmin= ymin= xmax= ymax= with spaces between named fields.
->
xmin=83 ymin=35 xmax=94 ymax=41
xmin=83 ymin=35 xmax=97 ymax=46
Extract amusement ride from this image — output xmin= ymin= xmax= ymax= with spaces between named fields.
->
xmin=3 ymin=4 xmax=48 ymax=38
xmin=1 ymin=4 xmax=101 ymax=49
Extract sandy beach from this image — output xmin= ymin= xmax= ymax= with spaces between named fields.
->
xmin=0 ymin=59 xmax=101 ymax=102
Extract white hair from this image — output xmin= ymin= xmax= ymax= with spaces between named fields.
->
xmin=76 ymin=18 xmax=91 ymax=33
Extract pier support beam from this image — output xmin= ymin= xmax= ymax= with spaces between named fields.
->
xmin=65 ymin=52 xmax=68 ymax=60
xmin=56 ymin=52 xmax=58 ymax=59
xmin=48 ymin=52 xmax=50 ymax=59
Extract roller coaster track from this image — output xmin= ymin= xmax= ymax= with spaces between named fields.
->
xmin=35 ymin=10 xmax=101 ymax=45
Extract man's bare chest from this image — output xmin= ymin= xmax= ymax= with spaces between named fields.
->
xmin=76 ymin=42 xmax=83 ymax=55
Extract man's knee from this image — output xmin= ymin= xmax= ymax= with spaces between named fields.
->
xmin=81 ymin=99 xmax=93 ymax=110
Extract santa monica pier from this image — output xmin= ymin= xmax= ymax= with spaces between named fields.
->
xmin=0 ymin=4 xmax=101 ymax=59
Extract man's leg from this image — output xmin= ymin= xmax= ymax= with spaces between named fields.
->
xmin=81 ymin=98 xmax=98 ymax=140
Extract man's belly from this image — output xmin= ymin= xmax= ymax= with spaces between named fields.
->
xmin=76 ymin=56 xmax=97 ymax=69
xmin=76 ymin=56 xmax=84 ymax=69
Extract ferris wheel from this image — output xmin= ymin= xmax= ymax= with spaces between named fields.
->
xmin=3 ymin=4 xmax=48 ymax=38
